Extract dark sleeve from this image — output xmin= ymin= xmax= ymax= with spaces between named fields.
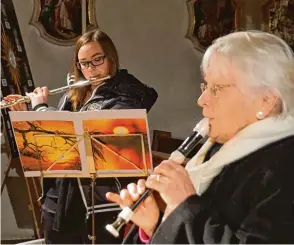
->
xmin=235 ymin=167 xmax=294 ymax=244
xmin=118 ymin=70 xmax=158 ymax=112
xmin=150 ymin=195 xmax=208 ymax=244
xmin=105 ymin=97 xmax=144 ymax=110
xmin=140 ymin=86 xmax=158 ymax=112
xmin=122 ymin=224 xmax=143 ymax=244
xmin=115 ymin=82 xmax=158 ymax=112
xmin=106 ymin=70 xmax=158 ymax=112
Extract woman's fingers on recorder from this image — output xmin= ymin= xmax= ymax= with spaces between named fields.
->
xmin=119 ymin=189 xmax=135 ymax=207
xmin=126 ymin=179 xmax=148 ymax=200
xmin=137 ymin=179 xmax=147 ymax=195
xmin=127 ymin=183 xmax=141 ymax=200
xmin=106 ymin=189 xmax=134 ymax=207
xmin=105 ymin=192 xmax=122 ymax=206
xmin=106 ymin=189 xmax=133 ymax=206
xmin=106 ymin=180 xmax=146 ymax=207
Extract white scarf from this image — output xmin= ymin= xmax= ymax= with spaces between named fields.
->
xmin=185 ymin=116 xmax=294 ymax=196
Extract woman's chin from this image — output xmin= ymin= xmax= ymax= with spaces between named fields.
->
xmin=208 ymin=132 xmax=217 ymax=140
xmin=208 ymin=130 xmax=225 ymax=144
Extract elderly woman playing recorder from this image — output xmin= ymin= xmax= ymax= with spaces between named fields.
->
xmin=106 ymin=30 xmax=294 ymax=244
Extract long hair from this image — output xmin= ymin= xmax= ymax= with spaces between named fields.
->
xmin=68 ymin=30 xmax=120 ymax=111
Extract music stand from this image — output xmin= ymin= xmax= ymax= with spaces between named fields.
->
xmin=9 ymin=109 xmax=153 ymax=244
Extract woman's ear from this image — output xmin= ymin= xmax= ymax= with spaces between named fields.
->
xmin=261 ymin=90 xmax=280 ymax=117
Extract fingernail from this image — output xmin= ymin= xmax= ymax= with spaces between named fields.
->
xmin=132 ymin=193 xmax=139 ymax=198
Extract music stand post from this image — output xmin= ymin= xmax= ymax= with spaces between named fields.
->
xmin=83 ymin=132 xmax=150 ymax=243
xmin=84 ymin=132 xmax=97 ymax=244
xmin=88 ymin=174 xmax=96 ymax=244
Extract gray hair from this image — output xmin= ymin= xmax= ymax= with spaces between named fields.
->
xmin=201 ymin=30 xmax=294 ymax=117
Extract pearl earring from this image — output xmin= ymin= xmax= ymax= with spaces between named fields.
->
xmin=256 ymin=111 xmax=264 ymax=120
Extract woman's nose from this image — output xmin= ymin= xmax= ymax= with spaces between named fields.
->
xmin=197 ymin=90 xmax=210 ymax=107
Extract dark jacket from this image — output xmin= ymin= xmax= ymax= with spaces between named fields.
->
xmin=125 ymin=136 xmax=294 ymax=244
xmin=57 ymin=69 xmax=157 ymax=112
xmin=42 ymin=69 xmax=158 ymax=233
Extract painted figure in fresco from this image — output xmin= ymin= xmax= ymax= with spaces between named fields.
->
xmin=193 ymin=0 xmax=236 ymax=49
xmin=39 ymin=0 xmax=82 ymax=39
xmin=218 ymin=0 xmax=235 ymax=35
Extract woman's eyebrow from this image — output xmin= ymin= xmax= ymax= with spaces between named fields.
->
xmin=79 ymin=52 xmax=103 ymax=61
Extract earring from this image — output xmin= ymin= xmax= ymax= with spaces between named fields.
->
xmin=256 ymin=111 xmax=264 ymax=120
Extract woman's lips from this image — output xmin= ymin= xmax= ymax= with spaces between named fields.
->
xmin=203 ymin=116 xmax=214 ymax=121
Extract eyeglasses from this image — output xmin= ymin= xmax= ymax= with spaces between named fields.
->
xmin=200 ymin=83 xmax=235 ymax=97
xmin=77 ymin=55 xmax=106 ymax=70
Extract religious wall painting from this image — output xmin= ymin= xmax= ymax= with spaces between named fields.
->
xmin=30 ymin=0 xmax=98 ymax=46
xmin=186 ymin=0 xmax=241 ymax=52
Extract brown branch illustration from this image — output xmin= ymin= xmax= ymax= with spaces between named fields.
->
xmin=14 ymin=121 xmax=77 ymax=163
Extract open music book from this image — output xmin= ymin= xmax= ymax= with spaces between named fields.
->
xmin=9 ymin=109 xmax=152 ymax=178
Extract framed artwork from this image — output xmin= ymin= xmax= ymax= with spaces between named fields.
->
xmin=30 ymin=0 xmax=98 ymax=46
xmin=262 ymin=0 xmax=294 ymax=50
xmin=186 ymin=0 xmax=241 ymax=52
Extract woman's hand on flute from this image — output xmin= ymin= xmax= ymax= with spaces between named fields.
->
xmin=146 ymin=160 xmax=196 ymax=219
xmin=26 ymin=87 xmax=49 ymax=109
xmin=106 ymin=179 xmax=160 ymax=237
xmin=4 ymin=94 xmax=28 ymax=111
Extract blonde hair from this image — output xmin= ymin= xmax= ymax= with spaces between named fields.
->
xmin=201 ymin=30 xmax=294 ymax=117
xmin=68 ymin=30 xmax=119 ymax=111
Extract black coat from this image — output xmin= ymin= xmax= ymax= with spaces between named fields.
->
xmin=125 ymin=136 xmax=294 ymax=244
xmin=57 ymin=69 xmax=157 ymax=112
xmin=41 ymin=69 xmax=158 ymax=235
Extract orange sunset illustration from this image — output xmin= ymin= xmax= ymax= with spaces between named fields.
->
xmin=83 ymin=118 xmax=152 ymax=173
xmin=12 ymin=120 xmax=82 ymax=172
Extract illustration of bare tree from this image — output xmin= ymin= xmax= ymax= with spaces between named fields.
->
xmin=13 ymin=121 xmax=81 ymax=171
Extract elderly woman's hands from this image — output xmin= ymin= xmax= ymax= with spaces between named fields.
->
xmin=106 ymin=161 xmax=196 ymax=236
xmin=147 ymin=160 xmax=196 ymax=218
xmin=106 ymin=179 xmax=160 ymax=237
